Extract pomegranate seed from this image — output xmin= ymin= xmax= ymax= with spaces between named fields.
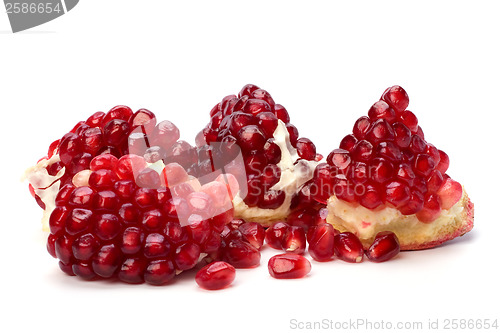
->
xmin=103 ymin=119 xmax=130 ymax=147
xmin=72 ymin=233 xmax=100 ymax=261
xmin=265 ymin=221 xmax=290 ymax=250
xmin=413 ymin=154 xmax=436 ymax=177
xmin=72 ymin=262 xmax=97 ymax=280
xmin=281 ymin=226 xmax=307 ymax=254
xmin=409 ymin=135 xmax=426 ymax=154
xmin=398 ymin=190 xmax=424 ymax=215
xmin=136 ymin=168 xmax=162 ymax=189
xmin=69 ymin=186 xmax=95 ymax=208
xmin=237 ymin=125 xmax=266 ymax=152
xmin=238 ymin=84 xmax=260 ymax=98
xmin=307 ymin=223 xmax=335 ymax=262
xmin=259 ymin=189 xmax=286 ymax=209
xmin=88 ymin=169 xmax=117 ymax=189
xmin=94 ymin=213 xmax=121 ymax=240
xmin=381 ymin=85 xmax=409 ymax=113
xmin=118 ymin=258 xmax=146 ymax=284
xmin=92 ymin=244 xmax=121 ymax=278
xmin=144 ymin=233 xmax=171 ymax=258
xmin=115 ymin=154 xmax=147 ymax=180
xmin=340 ymin=134 xmax=358 ymax=152
xmin=268 ymin=253 xmax=311 ymax=279
xmin=251 ymin=89 xmax=275 ymax=107
xmin=222 ymin=239 xmax=261 ymax=268
xmin=436 ymin=150 xmax=450 ymax=174
xmin=352 ymin=140 xmax=374 ymax=162
xmin=129 ymin=108 xmax=157 ymax=132
xmin=144 ymin=259 xmax=175 ymax=285
xmin=228 ymin=112 xmax=258 ymax=136
xmin=85 ymin=111 xmax=105 ymax=127
xmin=257 ymin=111 xmax=278 ymax=137
xmin=334 ymin=232 xmax=364 ymax=263
xmin=366 ymin=231 xmax=400 ymax=262
xmin=437 ymin=178 xmax=462 ymax=210
xmin=326 ymin=148 xmax=351 ymax=170
xmin=400 ymin=110 xmax=418 ymax=132
xmin=369 ymin=157 xmax=393 ymax=183
xmin=165 ymin=140 xmax=198 ymax=168
xmin=195 ymin=261 xmax=236 ymax=290
xmin=59 ymin=133 xmax=82 ymax=165
xmin=427 ymin=170 xmax=444 ymax=193
xmin=174 ymin=242 xmax=201 ymax=271
xmin=90 ymin=153 xmax=118 ymax=171
xmin=359 ymin=183 xmax=383 ymax=209
xmin=49 ymin=206 xmax=70 ymax=234
xmin=368 ymin=100 xmax=396 ymax=122
xmin=243 ymin=99 xmax=272 ymax=116
xmin=103 ymin=105 xmax=133 ymax=124
xmin=238 ymin=222 xmax=265 ymax=250
xmin=296 ymin=137 xmax=317 ymax=160
xmin=66 ymin=208 xmax=93 ymax=235
xmin=273 ymin=104 xmax=290 ymax=123
xmin=392 ymin=122 xmax=412 ymax=148
xmin=366 ymin=119 xmax=395 ymax=144
xmin=416 ymin=193 xmax=441 ymax=223
xmin=396 ymin=162 xmax=416 ymax=186
xmin=353 ymin=116 xmax=371 ymax=139
xmin=81 ymin=127 xmax=103 ymax=154
xmin=286 ymin=124 xmax=299 ymax=147
xmin=263 ymin=140 xmax=282 ymax=165
xmin=121 ymin=227 xmax=145 ymax=254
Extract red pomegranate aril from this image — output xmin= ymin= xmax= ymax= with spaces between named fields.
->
xmin=366 ymin=119 xmax=395 ymax=144
xmin=195 ymin=261 xmax=236 ymax=290
xmin=436 ymin=150 xmax=450 ymax=174
xmin=260 ymin=164 xmax=281 ymax=190
xmin=118 ymin=258 xmax=146 ymax=284
xmin=398 ymin=190 xmax=424 ymax=215
xmin=282 ymin=226 xmax=306 ymax=254
xmin=385 ymin=180 xmax=411 ymax=208
xmin=203 ymin=230 xmax=222 ymax=253
xmin=236 ymin=125 xmax=266 ymax=152
xmin=366 ymin=231 xmax=400 ymax=262
xmin=133 ymin=188 xmax=157 ymax=208
xmin=369 ymin=157 xmax=393 ymax=184
xmin=359 ymin=183 xmax=383 ymax=209
xmin=129 ymin=108 xmax=157 ymax=131
xmin=368 ymin=100 xmax=396 ymax=122
xmin=245 ymin=151 xmax=267 ymax=175
xmin=334 ymin=232 xmax=364 ymax=263
xmin=55 ymin=184 xmax=75 ymax=206
xmin=86 ymin=111 xmax=105 ymax=127
xmin=409 ymin=135 xmax=426 ymax=154
xmin=228 ymin=112 xmax=258 ymax=136
xmin=222 ymin=239 xmax=261 ymax=268
xmin=72 ymin=261 xmax=97 ymax=280
xmin=381 ymin=85 xmax=409 ymax=114
xmin=144 ymin=233 xmax=171 ymax=258
xmin=47 ymin=161 xmax=63 ymax=176
xmin=273 ymin=104 xmax=290 ymax=123
xmin=263 ymin=141 xmax=282 ymax=165
xmin=47 ymin=234 xmax=57 ymax=258
xmin=268 ymin=253 xmax=311 ymax=279
xmin=128 ymin=131 xmax=149 ymax=156
xmin=69 ymin=186 xmax=95 ymax=208
xmin=94 ymin=213 xmax=121 ymax=240
xmin=259 ymin=189 xmax=286 ymax=209
xmin=265 ymin=221 xmax=290 ymax=249
xmin=144 ymin=259 xmax=175 ymax=285
xmin=238 ymin=222 xmax=265 ymax=250
xmin=151 ymin=120 xmax=180 ymax=150
xmin=71 ymin=233 xmax=99 ymax=261
xmin=400 ymin=110 xmax=418 ymax=133
xmin=396 ymin=163 xmax=416 ymax=186
xmin=286 ymin=124 xmax=299 ymax=147
xmin=103 ymin=105 xmax=133 ymax=124
xmin=121 ymin=227 xmax=144 ymax=254
xmin=347 ymin=161 xmax=368 ymax=184
xmin=243 ymin=99 xmax=272 ymax=116
xmin=251 ymin=89 xmax=275 ymax=107
xmin=55 ymin=234 xmax=74 ymax=265
xmin=239 ymin=84 xmax=260 ymax=98
xmin=426 ymin=144 xmax=441 ymax=165
xmin=307 ymin=223 xmax=335 ymax=262
xmin=59 ymin=261 xmax=76 ymax=276
xmin=115 ymin=154 xmax=147 ymax=180
xmin=326 ymin=148 xmax=351 ymax=170
xmin=88 ymin=169 xmax=117 ymax=189
xmin=334 ymin=175 xmax=356 ymax=203
xmin=103 ymin=119 xmax=130 ymax=147
xmin=186 ymin=215 xmax=211 ymax=245
xmin=92 ymin=244 xmax=121 ymax=278
xmin=81 ymin=127 xmax=103 ymax=154
xmin=220 ymin=95 xmax=238 ymax=116
xmin=66 ymin=208 xmax=93 ymax=235
xmin=352 ymin=140 xmax=374 ymax=162
xmin=114 ymin=180 xmax=137 ymax=201
xmin=68 ymin=153 xmax=93 ymax=175
xmin=257 ymin=112 xmax=278 ymax=138
xmin=135 ymin=168 xmax=162 ymax=189
xmin=427 ymin=170 xmax=444 ymax=193
xmin=437 ymin=178 xmax=463 ymax=210
xmin=174 ymin=242 xmax=201 ymax=270
xmin=164 ymin=221 xmax=189 ymax=245
xmin=413 ymin=154 xmax=436 ymax=177
xmin=353 ymin=116 xmax=371 ymax=139
xmin=376 ymin=141 xmax=402 ymax=162
xmin=142 ymin=209 xmax=165 ymax=231
xmin=416 ymin=193 xmax=441 ymax=223
xmin=296 ymin=137 xmax=317 ymax=160
xmin=340 ymin=134 xmax=358 ymax=152
xmin=90 ymin=154 xmax=118 ymax=171
xmin=59 ymin=133 xmax=82 ymax=165
xmin=232 ymin=95 xmax=248 ymax=114
xmin=165 ymin=141 xmax=198 ymax=168
xmin=49 ymin=206 xmax=70 ymax=235
xmin=392 ymin=122 xmax=412 ymax=148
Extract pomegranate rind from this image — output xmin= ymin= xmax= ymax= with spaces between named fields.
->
xmin=326 ymin=189 xmax=474 ymax=250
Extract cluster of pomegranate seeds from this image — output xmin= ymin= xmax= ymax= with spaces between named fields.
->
xmin=199 ymin=84 xmax=321 ymax=209
xmin=308 ymin=85 xmax=463 ymax=222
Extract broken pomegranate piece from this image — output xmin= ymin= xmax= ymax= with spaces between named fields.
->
xmin=199 ymin=84 xmax=320 ymax=225
xmin=307 ymin=85 xmax=473 ymax=250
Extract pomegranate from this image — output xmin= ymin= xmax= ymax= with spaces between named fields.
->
xmin=268 ymin=253 xmax=311 ymax=279
xmin=195 ymin=261 xmax=236 ymax=290
xmin=366 ymin=231 xmax=400 ymax=263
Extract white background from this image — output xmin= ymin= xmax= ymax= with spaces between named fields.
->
xmin=1 ymin=1 xmax=499 ymax=332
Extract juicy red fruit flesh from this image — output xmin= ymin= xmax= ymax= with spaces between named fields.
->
xmin=334 ymin=232 xmax=364 ymax=263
